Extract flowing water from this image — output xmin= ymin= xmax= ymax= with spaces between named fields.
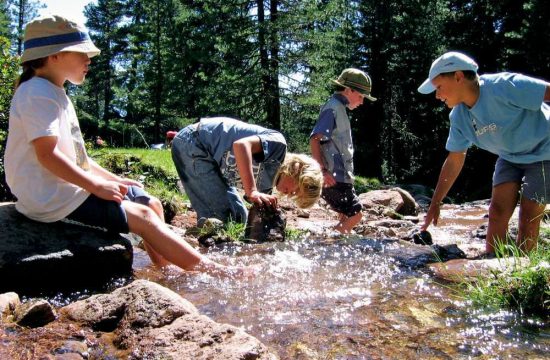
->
xmin=134 ymin=203 xmax=550 ymax=359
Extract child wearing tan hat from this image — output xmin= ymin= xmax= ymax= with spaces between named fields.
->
xmin=310 ymin=68 xmax=376 ymax=233
xmin=5 ymin=15 xmax=249 ymax=277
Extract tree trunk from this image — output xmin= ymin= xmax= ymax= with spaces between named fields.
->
xmin=153 ymin=0 xmax=163 ymax=143
xmin=267 ymin=0 xmax=280 ymax=130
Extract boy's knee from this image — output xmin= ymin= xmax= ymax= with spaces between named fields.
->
xmin=148 ymin=196 xmax=163 ymax=210
xmin=126 ymin=202 xmax=157 ymax=222
xmin=488 ymin=202 xmax=512 ymax=220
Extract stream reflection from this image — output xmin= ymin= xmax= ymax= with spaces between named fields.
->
xmin=135 ymin=202 xmax=549 ymax=359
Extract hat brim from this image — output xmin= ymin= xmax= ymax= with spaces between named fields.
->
xmin=418 ymin=78 xmax=435 ymax=94
xmin=21 ymin=41 xmax=100 ymax=63
xmin=331 ymin=79 xmax=377 ymax=102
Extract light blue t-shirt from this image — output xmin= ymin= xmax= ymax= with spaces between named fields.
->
xmin=196 ymin=117 xmax=287 ymax=192
xmin=446 ymin=72 xmax=550 ymax=164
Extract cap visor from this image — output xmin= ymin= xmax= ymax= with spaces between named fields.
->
xmin=365 ymin=94 xmax=377 ymax=101
xmin=418 ymin=78 xmax=435 ymax=94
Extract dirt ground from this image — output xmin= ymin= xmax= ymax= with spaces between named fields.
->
xmin=169 ymin=197 xmax=342 ymax=233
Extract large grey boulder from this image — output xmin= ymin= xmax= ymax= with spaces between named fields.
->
xmin=0 ymin=203 xmax=133 ymax=295
xmin=62 ymin=280 xmax=278 ymax=359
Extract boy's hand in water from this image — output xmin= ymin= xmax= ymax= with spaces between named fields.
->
xmin=421 ymin=202 xmax=442 ymax=231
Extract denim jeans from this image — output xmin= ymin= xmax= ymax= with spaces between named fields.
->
xmin=171 ymin=125 xmax=248 ymax=225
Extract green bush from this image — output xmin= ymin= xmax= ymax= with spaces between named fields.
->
xmin=354 ymin=176 xmax=382 ymax=195
xmin=0 ymin=36 xmax=20 ymax=201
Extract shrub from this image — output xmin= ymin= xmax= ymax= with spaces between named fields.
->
xmin=0 ymin=36 xmax=19 ymax=201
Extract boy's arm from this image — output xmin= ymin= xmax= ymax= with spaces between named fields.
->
xmin=32 ymin=136 xmax=127 ymax=203
xmin=421 ymin=150 xmax=466 ymax=231
xmin=545 ymin=84 xmax=550 ymax=102
xmin=310 ymin=134 xmax=336 ymax=187
xmin=232 ymin=135 xmax=277 ymax=207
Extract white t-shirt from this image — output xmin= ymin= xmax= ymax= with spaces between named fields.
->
xmin=5 ymin=77 xmax=91 ymax=222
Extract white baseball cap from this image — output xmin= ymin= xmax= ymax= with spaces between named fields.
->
xmin=418 ymin=51 xmax=478 ymax=94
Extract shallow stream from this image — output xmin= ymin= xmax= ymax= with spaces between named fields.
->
xmin=134 ymin=203 xmax=549 ymax=359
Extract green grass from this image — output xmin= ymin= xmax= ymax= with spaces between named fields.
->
xmin=223 ymin=221 xmax=246 ymax=241
xmin=285 ymin=227 xmax=308 ymax=241
xmin=89 ymin=147 xmax=185 ymax=222
xmin=91 ymin=147 xmax=178 ymax=176
xmin=461 ymin=238 xmax=550 ymax=316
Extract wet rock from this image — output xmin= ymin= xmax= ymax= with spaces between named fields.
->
xmin=0 ymin=203 xmax=133 ymax=296
xmin=371 ymin=219 xmax=413 ymax=229
xmin=196 ymin=218 xmax=232 ymax=247
xmin=14 ymin=299 xmax=57 ymax=327
xmin=402 ymin=229 xmax=433 ymax=245
xmin=408 ymin=306 xmax=446 ymax=329
xmin=245 ymin=204 xmax=286 ymax=242
xmin=289 ymin=342 xmax=319 ymax=359
xmin=431 ymin=244 xmax=465 ymax=261
xmin=54 ymin=354 xmax=84 ymax=360
xmin=296 ymin=209 xmax=310 ymax=218
xmin=198 ymin=234 xmax=233 ymax=247
xmin=428 ymin=257 xmax=530 ymax=283
xmin=396 ymin=184 xmax=435 ymax=211
xmin=403 ymin=215 xmax=420 ymax=224
xmin=413 ymin=230 xmax=433 ymax=245
xmin=54 ymin=340 xmax=88 ymax=357
xmin=62 ymin=280 xmax=277 ymax=359
xmin=392 ymin=187 xmax=419 ymax=215
xmin=384 ymin=241 xmax=465 ymax=268
xmin=471 ymin=224 xmax=487 ymax=239
xmin=0 ymin=292 xmax=20 ymax=317
xmin=358 ymin=188 xmax=419 ymax=216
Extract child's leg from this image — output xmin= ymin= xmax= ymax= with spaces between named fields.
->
xmin=125 ymin=188 xmax=170 ymax=266
xmin=516 ymin=160 xmax=550 ymax=253
xmin=147 ymin=196 xmax=165 ymax=221
xmin=322 ymin=183 xmax=362 ymax=234
xmin=123 ymin=201 xmax=225 ymax=273
xmin=172 ymin=134 xmax=235 ymax=224
xmin=334 ymin=212 xmax=362 ymax=234
xmin=517 ymin=197 xmax=545 ymax=252
xmin=486 ymin=182 xmax=519 ymax=253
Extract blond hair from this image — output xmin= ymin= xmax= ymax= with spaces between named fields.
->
xmin=274 ymin=153 xmax=323 ymax=209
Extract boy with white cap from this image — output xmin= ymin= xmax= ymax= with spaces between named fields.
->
xmin=418 ymin=51 xmax=550 ymax=255
xmin=310 ymin=68 xmax=376 ymax=233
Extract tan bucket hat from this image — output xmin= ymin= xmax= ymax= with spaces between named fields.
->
xmin=332 ymin=68 xmax=377 ymax=101
xmin=21 ymin=15 xmax=100 ymax=63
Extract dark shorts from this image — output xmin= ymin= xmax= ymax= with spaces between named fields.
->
xmin=321 ymin=182 xmax=362 ymax=217
xmin=493 ymin=157 xmax=550 ymax=204
xmin=65 ymin=185 xmax=151 ymax=234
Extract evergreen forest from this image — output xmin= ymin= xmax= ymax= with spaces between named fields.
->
xmin=1 ymin=0 xmax=550 ymax=202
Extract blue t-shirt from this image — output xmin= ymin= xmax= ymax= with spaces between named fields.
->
xmin=446 ymin=72 xmax=550 ymax=163
xmin=196 ymin=117 xmax=287 ymax=192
